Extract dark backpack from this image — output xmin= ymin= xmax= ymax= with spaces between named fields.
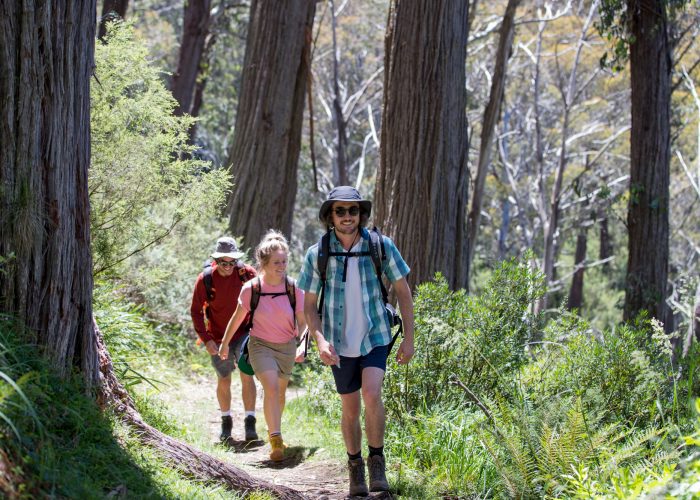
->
xmin=202 ymin=259 xmax=254 ymax=303
xmin=316 ymin=227 xmax=402 ymax=349
xmin=246 ymin=275 xmax=297 ymax=329
xmin=239 ymin=275 xmax=309 ymax=373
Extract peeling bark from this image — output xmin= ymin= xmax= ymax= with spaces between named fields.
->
xmin=0 ymin=0 xmax=98 ymax=384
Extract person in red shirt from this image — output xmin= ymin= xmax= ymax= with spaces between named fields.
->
xmin=190 ymin=237 xmax=258 ymax=442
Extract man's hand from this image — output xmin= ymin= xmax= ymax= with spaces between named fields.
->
xmin=395 ymin=339 xmax=415 ymax=365
xmin=218 ymin=342 xmax=229 ymax=360
xmin=205 ymin=339 xmax=219 ymax=356
xmin=294 ymin=344 xmax=306 ymax=363
xmin=317 ymin=339 xmax=340 ymax=367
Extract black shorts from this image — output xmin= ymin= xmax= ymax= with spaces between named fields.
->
xmin=331 ymin=345 xmax=389 ymax=394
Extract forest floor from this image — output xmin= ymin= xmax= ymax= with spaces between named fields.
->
xmin=149 ymin=369 xmax=392 ymax=499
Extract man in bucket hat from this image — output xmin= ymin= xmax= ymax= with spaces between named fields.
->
xmin=190 ymin=237 xmax=259 ymax=442
xmin=298 ymin=186 xmax=415 ymax=496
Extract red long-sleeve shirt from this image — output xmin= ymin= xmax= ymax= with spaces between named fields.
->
xmin=190 ymin=263 xmax=256 ymax=344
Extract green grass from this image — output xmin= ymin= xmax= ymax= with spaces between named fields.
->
xmin=0 ymin=322 xmax=243 ymax=499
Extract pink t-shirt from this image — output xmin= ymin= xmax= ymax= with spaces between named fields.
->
xmin=238 ymin=277 xmax=305 ymax=343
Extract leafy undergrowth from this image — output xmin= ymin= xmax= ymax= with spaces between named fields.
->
xmin=0 ymin=316 xmax=241 ymax=499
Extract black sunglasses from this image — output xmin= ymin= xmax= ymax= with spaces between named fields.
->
xmin=333 ymin=206 xmax=361 ymax=217
xmin=216 ymin=259 xmax=237 ymax=268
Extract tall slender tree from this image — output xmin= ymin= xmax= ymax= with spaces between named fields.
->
xmin=171 ymin=0 xmax=213 ymax=119
xmin=466 ymin=0 xmax=521 ymax=286
xmin=226 ymin=0 xmax=316 ymax=248
xmin=0 ymin=0 xmax=98 ymax=383
xmin=376 ymin=0 xmax=470 ymax=290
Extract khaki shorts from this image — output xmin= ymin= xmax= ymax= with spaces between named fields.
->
xmin=248 ymin=336 xmax=296 ymax=379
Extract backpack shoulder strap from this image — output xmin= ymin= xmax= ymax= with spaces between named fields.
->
xmin=203 ymin=265 xmax=214 ymax=302
xmin=248 ymin=277 xmax=262 ymax=328
xmin=316 ymin=230 xmax=332 ymax=317
xmin=369 ymin=227 xmax=389 ymax=304
xmin=285 ymin=276 xmax=297 ymax=311
xmin=237 ymin=264 xmax=255 ymax=284
xmin=317 ymin=230 xmax=332 ymax=282
xmin=285 ymin=276 xmax=297 ymax=327
xmin=368 ymin=227 xmax=386 ymax=277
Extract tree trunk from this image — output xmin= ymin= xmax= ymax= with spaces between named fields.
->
xmin=171 ymin=0 xmax=213 ymax=118
xmin=329 ymin=0 xmax=348 ymax=186
xmin=0 ymin=1 xmax=98 ymax=384
xmin=466 ymin=0 xmax=520 ymax=284
xmin=598 ymin=208 xmax=613 ymax=270
xmin=623 ymin=0 xmax=671 ymax=326
xmin=376 ymin=0 xmax=470 ymax=290
xmin=226 ymin=0 xmax=316 ymax=249
xmin=567 ymin=227 xmax=588 ymax=311
xmin=98 ymin=0 xmax=130 ymax=40
xmin=537 ymin=2 xmax=597 ymax=314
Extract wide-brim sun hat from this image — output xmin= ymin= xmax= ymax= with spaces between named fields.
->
xmin=211 ymin=236 xmax=245 ymax=259
xmin=318 ymin=185 xmax=372 ymax=222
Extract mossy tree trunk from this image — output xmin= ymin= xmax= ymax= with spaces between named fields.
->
xmin=0 ymin=1 xmax=98 ymax=384
xmin=375 ymin=0 xmax=470 ymax=290
xmin=225 ymin=0 xmax=316 ymax=249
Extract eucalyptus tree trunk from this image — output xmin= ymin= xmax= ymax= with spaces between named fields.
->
xmin=0 ymin=0 xmax=98 ymax=384
xmin=536 ymin=2 xmax=597 ymax=314
xmin=98 ymin=0 xmax=130 ymax=39
xmin=171 ymin=0 xmax=213 ymax=118
xmin=329 ymin=0 xmax=348 ymax=186
xmin=226 ymin=0 xmax=316 ymax=248
xmin=623 ymin=0 xmax=671 ymax=326
xmin=376 ymin=0 xmax=470 ymax=290
xmin=567 ymin=227 xmax=588 ymax=311
xmin=598 ymin=209 xmax=613 ymax=270
xmin=466 ymin=0 xmax=520 ymax=286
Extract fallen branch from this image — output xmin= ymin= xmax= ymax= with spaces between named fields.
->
xmin=94 ymin=319 xmax=305 ymax=499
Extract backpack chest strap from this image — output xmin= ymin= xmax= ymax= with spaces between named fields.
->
xmin=329 ymin=250 xmax=371 ymax=282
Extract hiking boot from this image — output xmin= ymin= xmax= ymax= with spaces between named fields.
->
xmin=219 ymin=415 xmax=232 ymax=441
xmin=367 ymin=454 xmax=389 ymax=492
xmin=244 ymin=415 xmax=258 ymax=441
xmin=269 ymin=434 xmax=286 ymax=462
xmin=348 ymin=457 xmax=368 ymax=496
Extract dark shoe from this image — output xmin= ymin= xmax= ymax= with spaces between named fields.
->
xmin=219 ymin=415 xmax=232 ymax=441
xmin=244 ymin=415 xmax=258 ymax=441
xmin=367 ymin=454 xmax=389 ymax=492
xmin=348 ymin=457 xmax=368 ymax=496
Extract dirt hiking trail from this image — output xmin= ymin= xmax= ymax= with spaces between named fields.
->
xmin=160 ymin=371 xmax=393 ymax=499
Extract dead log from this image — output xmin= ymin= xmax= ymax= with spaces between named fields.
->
xmin=94 ymin=319 xmax=305 ymax=499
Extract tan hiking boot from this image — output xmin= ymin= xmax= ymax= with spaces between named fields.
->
xmin=269 ymin=434 xmax=286 ymax=462
xmin=367 ymin=454 xmax=389 ymax=492
xmin=348 ymin=457 xmax=369 ymax=496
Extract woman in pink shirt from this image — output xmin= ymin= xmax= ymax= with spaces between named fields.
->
xmin=220 ymin=230 xmax=306 ymax=461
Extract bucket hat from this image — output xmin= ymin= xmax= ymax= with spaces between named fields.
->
xmin=318 ymin=186 xmax=372 ymax=222
xmin=211 ymin=237 xmax=245 ymax=259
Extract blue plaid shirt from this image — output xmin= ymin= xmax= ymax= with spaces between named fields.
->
xmin=298 ymin=228 xmax=410 ymax=356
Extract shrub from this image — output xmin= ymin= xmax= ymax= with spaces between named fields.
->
xmin=527 ymin=313 xmax=680 ymax=427
xmin=90 ymin=21 xmax=230 ymax=277
xmin=385 ymin=256 xmax=545 ymax=416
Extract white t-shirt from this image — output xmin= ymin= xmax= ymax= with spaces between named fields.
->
xmin=338 ymin=241 xmax=369 ymax=357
